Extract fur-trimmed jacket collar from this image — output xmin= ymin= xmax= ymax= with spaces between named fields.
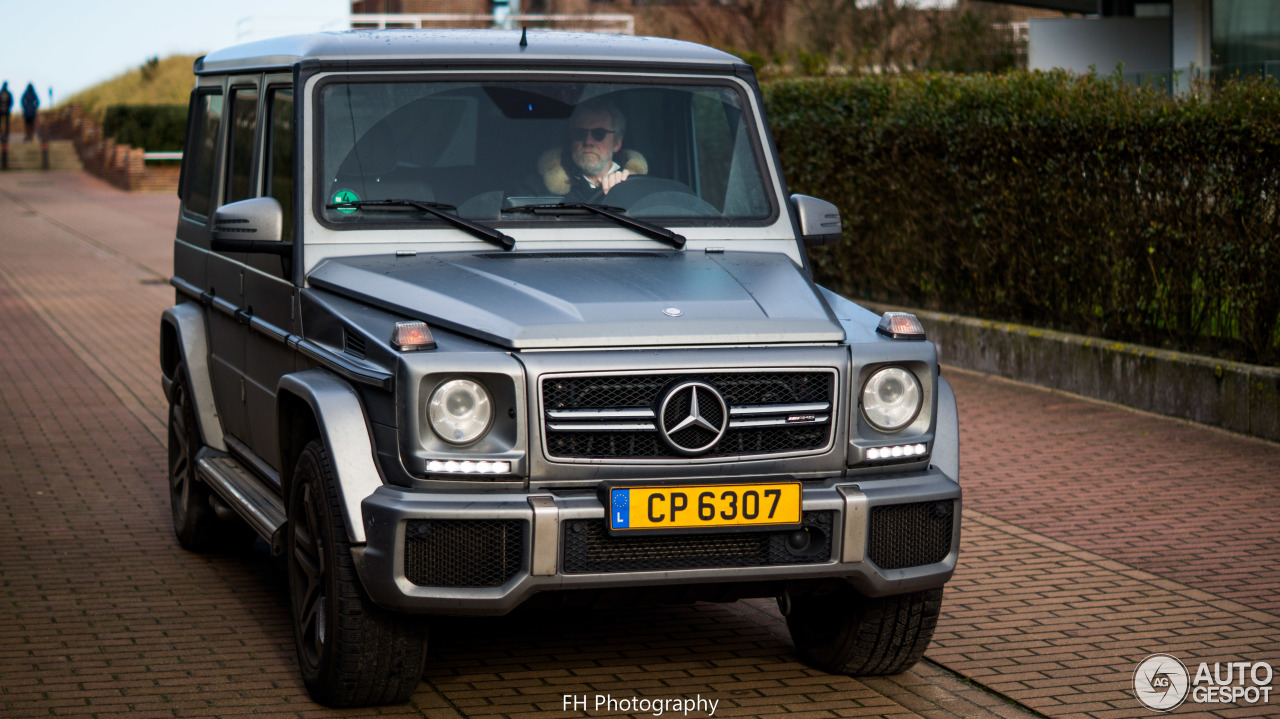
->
xmin=538 ymin=147 xmax=648 ymax=195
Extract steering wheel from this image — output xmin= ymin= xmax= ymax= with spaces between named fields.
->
xmin=597 ymin=176 xmax=720 ymax=218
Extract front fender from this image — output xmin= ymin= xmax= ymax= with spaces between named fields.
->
xmin=933 ymin=375 xmax=959 ymax=483
xmin=160 ymin=303 xmax=225 ymax=452
xmin=277 ymin=369 xmax=385 ymax=545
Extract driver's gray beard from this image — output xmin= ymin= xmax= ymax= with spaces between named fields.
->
xmin=573 ymin=149 xmax=610 ymax=177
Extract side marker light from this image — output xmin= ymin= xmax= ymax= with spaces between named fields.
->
xmin=876 ymin=312 xmax=926 ymax=341
xmin=392 ymin=321 xmax=436 ymax=351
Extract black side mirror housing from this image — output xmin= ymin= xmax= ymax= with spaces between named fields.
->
xmin=791 ymin=194 xmax=842 ymax=247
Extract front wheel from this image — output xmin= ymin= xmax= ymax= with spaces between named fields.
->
xmin=288 ymin=439 xmax=428 ymax=707
xmin=786 ymin=583 xmax=943 ymax=675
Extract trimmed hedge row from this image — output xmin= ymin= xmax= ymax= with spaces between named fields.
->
xmin=102 ymin=104 xmax=186 ymax=152
xmin=765 ymin=72 xmax=1280 ymax=366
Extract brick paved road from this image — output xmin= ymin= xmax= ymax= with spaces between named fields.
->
xmin=1 ymin=171 xmax=1277 ymax=719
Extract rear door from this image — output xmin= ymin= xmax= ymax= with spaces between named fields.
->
xmin=206 ymin=78 xmax=262 ymax=444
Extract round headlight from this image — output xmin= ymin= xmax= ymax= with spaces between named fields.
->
xmin=428 ymin=378 xmax=493 ymax=445
xmin=861 ymin=367 xmax=922 ymax=432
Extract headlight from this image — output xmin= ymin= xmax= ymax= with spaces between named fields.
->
xmin=861 ymin=367 xmax=922 ymax=432
xmin=428 ymin=378 xmax=493 ymax=445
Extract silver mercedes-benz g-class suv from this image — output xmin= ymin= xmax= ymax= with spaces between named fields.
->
xmin=159 ymin=29 xmax=961 ymax=707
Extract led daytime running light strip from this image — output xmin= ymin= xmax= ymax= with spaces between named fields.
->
xmin=866 ymin=444 xmax=927 ymax=461
xmin=426 ymin=460 xmax=511 ymax=474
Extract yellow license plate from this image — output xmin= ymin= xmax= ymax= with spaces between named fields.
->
xmin=607 ymin=482 xmax=802 ymax=533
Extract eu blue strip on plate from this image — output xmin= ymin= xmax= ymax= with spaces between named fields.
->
xmin=610 ymin=489 xmax=630 ymax=529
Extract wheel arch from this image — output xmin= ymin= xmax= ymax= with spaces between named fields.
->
xmin=160 ymin=303 xmax=225 ymax=452
xmin=276 ymin=369 xmax=386 ymax=545
xmin=933 ymin=375 xmax=959 ymax=483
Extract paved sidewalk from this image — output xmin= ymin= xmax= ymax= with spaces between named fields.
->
xmin=0 ymin=171 xmax=1277 ymax=718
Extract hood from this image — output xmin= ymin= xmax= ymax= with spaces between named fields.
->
xmin=308 ymin=250 xmax=845 ymax=349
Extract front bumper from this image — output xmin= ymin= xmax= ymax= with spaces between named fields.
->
xmin=357 ymin=468 xmax=961 ymax=615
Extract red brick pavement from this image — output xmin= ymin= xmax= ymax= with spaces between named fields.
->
xmin=2 ymin=171 xmax=1278 ymax=718
xmin=948 ymin=371 xmax=1280 ymax=614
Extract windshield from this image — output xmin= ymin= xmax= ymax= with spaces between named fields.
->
xmin=317 ymin=77 xmax=774 ymax=228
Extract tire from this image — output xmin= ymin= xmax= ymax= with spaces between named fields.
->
xmin=167 ymin=362 xmax=253 ymax=552
xmin=288 ymin=439 xmax=428 ymax=707
xmin=786 ymin=582 xmax=943 ymax=675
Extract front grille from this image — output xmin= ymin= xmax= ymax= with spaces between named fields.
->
xmin=867 ymin=501 xmax=954 ymax=570
xmin=404 ymin=519 xmax=524 ymax=587
xmin=562 ymin=511 xmax=833 ymax=574
xmin=543 ymin=372 xmax=835 ymax=460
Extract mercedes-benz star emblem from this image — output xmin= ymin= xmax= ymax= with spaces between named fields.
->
xmin=656 ymin=380 xmax=729 ymax=455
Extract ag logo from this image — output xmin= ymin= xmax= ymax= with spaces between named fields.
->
xmin=1134 ymin=653 xmax=1189 ymax=712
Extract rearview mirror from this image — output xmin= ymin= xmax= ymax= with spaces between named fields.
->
xmin=791 ymin=194 xmax=842 ymax=247
xmin=211 ymin=197 xmax=290 ymax=256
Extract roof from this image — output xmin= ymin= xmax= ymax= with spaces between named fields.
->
xmin=196 ymin=29 xmax=745 ymax=74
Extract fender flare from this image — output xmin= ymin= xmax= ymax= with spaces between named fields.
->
xmin=160 ymin=303 xmax=226 ymax=452
xmin=277 ymin=369 xmax=384 ymax=545
xmin=933 ymin=375 xmax=960 ymax=483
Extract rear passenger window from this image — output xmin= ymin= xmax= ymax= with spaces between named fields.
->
xmin=182 ymin=90 xmax=223 ymax=218
xmin=266 ymin=87 xmax=294 ymax=241
xmin=225 ymin=87 xmax=259 ymax=203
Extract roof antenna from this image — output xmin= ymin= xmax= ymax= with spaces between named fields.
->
xmin=519 ymin=26 xmax=528 ymax=47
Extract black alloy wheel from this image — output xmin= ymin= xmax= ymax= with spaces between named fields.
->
xmin=287 ymin=439 xmax=428 ymax=707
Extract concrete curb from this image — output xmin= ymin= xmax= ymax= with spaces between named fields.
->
xmin=863 ymin=302 xmax=1280 ymax=444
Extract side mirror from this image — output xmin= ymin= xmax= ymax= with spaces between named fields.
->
xmin=211 ymin=197 xmax=290 ymax=256
xmin=790 ymin=194 xmax=842 ymax=247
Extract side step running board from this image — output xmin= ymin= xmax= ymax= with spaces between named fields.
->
xmin=196 ymin=451 xmax=287 ymax=555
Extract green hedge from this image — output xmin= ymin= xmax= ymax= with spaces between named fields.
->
xmin=102 ymin=104 xmax=186 ymax=152
xmin=765 ymin=72 xmax=1280 ymax=366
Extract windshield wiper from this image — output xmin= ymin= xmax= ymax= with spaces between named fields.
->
xmin=502 ymin=203 xmax=685 ymax=250
xmin=327 ymin=199 xmax=515 ymax=251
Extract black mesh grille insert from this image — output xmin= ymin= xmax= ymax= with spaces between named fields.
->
xmin=562 ymin=511 xmax=833 ymax=574
xmin=404 ymin=520 xmax=524 ymax=587
xmin=867 ymin=502 xmax=954 ymax=570
xmin=543 ymin=372 xmax=834 ymax=459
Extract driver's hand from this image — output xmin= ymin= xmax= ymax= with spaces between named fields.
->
xmin=600 ymin=169 xmax=630 ymax=195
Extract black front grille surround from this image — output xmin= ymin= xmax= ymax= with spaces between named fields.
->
xmin=562 ymin=511 xmax=834 ymax=574
xmin=866 ymin=501 xmax=954 ymax=570
xmin=542 ymin=371 xmax=836 ymax=460
xmin=404 ymin=519 xmax=524 ymax=587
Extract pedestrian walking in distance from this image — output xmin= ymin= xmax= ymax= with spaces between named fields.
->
xmin=21 ymin=83 xmax=39 ymax=142
xmin=0 ymin=82 xmax=12 ymax=144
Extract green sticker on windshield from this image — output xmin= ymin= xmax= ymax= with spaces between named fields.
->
xmin=332 ymin=189 xmax=359 ymax=214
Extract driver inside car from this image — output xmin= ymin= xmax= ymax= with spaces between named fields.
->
xmin=538 ymin=99 xmax=648 ymax=199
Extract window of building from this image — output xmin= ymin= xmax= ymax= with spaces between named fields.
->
xmin=1212 ymin=0 xmax=1280 ymax=76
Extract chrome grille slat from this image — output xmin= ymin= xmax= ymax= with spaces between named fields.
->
xmin=730 ymin=402 xmax=831 ymax=416
xmin=730 ymin=414 xmax=830 ymax=429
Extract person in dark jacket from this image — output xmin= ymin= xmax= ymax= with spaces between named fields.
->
xmin=0 ymin=82 xmax=12 ymax=143
xmin=21 ymin=83 xmax=39 ymax=142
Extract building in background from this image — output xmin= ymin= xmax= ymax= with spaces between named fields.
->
xmin=991 ymin=0 xmax=1280 ymax=92
xmin=349 ymin=0 xmax=633 ymax=33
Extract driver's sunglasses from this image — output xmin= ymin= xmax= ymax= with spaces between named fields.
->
xmin=571 ymin=127 xmax=616 ymax=143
